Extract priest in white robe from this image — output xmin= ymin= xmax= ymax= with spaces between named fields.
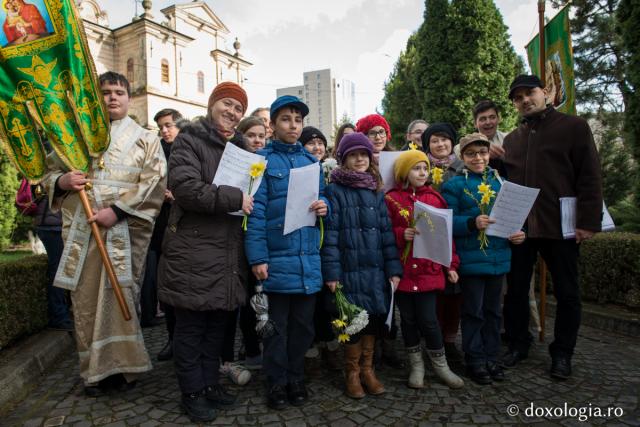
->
xmin=45 ymin=72 xmax=166 ymax=396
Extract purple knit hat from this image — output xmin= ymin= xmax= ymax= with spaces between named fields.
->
xmin=335 ymin=132 xmax=374 ymax=164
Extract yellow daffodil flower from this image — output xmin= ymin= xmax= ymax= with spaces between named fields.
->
xmin=408 ymin=142 xmax=418 ymax=150
xmin=249 ymin=162 xmax=266 ymax=178
xmin=477 ymin=182 xmax=491 ymax=194
xmin=338 ymin=333 xmax=351 ymax=343
xmin=332 ymin=319 xmax=347 ymax=329
xmin=431 ymin=167 xmax=443 ymax=185
xmin=399 ymin=208 xmax=410 ymax=220
xmin=480 ymin=192 xmax=492 ymax=205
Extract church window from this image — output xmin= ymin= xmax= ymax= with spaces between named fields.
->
xmin=126 ymin=58 xmax=134 ymax=85
xmin=197 ymin=71 xmax=204 ymax=93
xmin=161 ymin=60 xmax=170 ymax=83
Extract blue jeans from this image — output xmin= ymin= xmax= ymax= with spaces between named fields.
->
xmin=460 ymin=274 xmax=503 ymax=367
xmin=37 ymin=228 xmax=71 ymax=326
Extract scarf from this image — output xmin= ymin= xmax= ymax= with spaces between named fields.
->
xmin=330 ymin=167 xmax=378 ymax=190
xmin=214 ymin=125 xmax=234 ymax=140
xmin=428 ymin=153 xmax=457 ymax=168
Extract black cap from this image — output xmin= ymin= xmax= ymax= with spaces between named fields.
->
xmin=508 ymin=74 xmax=544 ymax=100
xmin=300 ymin=126 xmax=327 ymax=147
xmin=421 ymin=122 xmax=458 ymax=154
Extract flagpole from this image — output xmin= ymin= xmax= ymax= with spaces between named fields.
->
xmin=537 ymin=0 xmax=548 ymax=343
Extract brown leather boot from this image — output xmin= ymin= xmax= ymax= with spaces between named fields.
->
xmin=344 ymin=342 xmax=365 ymax=399
xmin=360 ymin=335 xmax=385 ymax=395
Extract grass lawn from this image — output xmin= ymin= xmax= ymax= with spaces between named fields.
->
xmin=0 ymin=250 xmax=34 ymax=263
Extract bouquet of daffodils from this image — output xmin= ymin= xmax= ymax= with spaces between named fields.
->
xmin=385 ymin=196 xmax=435 ymax=263
xmin=463 ymin=168 xmax=497 ymax=253
xmin=331 ymin=283 xmax=369 ymax=343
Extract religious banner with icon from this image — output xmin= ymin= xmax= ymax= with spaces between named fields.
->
xmin=0 ymin=0 xmax=109 ymax=182
xmin=525 ymin=6 xmax=576 ymax=115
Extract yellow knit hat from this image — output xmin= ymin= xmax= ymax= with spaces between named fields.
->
xmin=394 ymin=149 xmax=431 ymax=183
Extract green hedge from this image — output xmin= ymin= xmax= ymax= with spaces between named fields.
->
xmin=578 ymin=232 xmax=640 ymax=308
xmin=0 ymin=255 xmax=48 ymax=350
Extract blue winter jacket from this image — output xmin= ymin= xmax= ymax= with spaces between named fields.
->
xmin=321 ymin=183 xmax=403 ymax=315
xmin=245 ymin=140 xmax=327 ymax=294
xmin=441 ymin=167 xmax=511 ymax=276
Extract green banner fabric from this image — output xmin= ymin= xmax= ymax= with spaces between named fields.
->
xmin=0 ymin=0 xmax=109 ymax=182
xmin=526 ymin=6 xmax=576 ymax=115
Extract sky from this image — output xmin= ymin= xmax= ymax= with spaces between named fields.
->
xmin=99 ymin=0 xmax=560 ymax=118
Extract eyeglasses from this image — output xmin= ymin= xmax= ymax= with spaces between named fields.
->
xmin=367 ymin=129 xmax=387 ymax=138
xmin=463 ymin=149 xmax=489 ymax=158
xmin=410 ymin=129 xmax=425 ymax=135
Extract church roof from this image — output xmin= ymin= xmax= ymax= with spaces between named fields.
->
xmin=160 ymin=1 xmax=231 ymax=34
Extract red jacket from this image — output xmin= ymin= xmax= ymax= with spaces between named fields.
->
xmin=385 ymin=184 xmax=459 ymax=293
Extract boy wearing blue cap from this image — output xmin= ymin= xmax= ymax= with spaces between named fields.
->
xmin=245 ymin=96 xmax=328 ymax=410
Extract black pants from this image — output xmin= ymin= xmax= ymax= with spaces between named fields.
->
xmin=314 ymin=286 xmax=336 ymax=343
xmin=173 ymin=308 xmax=228 ymax=394
xmin=140 ymin=248 xmax=159 ymax=325
xmin=221 ymin=309 xmax=239 ymax=363
xmin=460 ymin=275 xmax=503 ymax=367
xmin=396 ymin=291 xmax=443 ymax=349
xmin=36 ymin=228 xmax=71 ymax=326
xmin=505 ymin=238 xmax=581 ymax=358
xmin=263 ymin=293 xmax=316 ymax=386
xmin=161 ymin=302 xmax=175 ymax=339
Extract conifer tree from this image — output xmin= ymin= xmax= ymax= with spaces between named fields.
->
xmin=439 ymin=0 xmax=523 ymax=133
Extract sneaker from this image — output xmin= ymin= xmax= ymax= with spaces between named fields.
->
xmin=219 ymin=362 xmax=251 ymax=386
xmin=181 ymin=390 xmax=216 ymax=423
xmin=244 ymin=354 xmax=263 ymax=370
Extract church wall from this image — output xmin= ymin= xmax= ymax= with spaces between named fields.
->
xmin=145 ymin=94 xmax=207 ymax=128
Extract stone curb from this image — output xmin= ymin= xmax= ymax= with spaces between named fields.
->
xmin=0 ymin=329 xmax=74 ymax=412
xmin=545 ymin=298 xmax=640 ymax=337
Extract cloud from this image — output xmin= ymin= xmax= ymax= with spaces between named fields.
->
xmin=349 ymin=28 xmax=414 ymax=117
xmin=497 ymin=0 xmax=540 ymax=66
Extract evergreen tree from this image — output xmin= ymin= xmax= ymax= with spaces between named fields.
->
xmin=382 ymin=34 xmax=423 ymax=149
xmin=0 ymin=152 xmax=19 ymax=250
xmin=414 ymin=0 xmax=523 ymax=134
xmin=415 ymin=0 xmax=453 ymax=127
xmin=552 ymin=0 xmax=627 ymax=112
xmin=593 ymin=112 xmax=634 ymax=206
xmin=616 ymin=0 xmax=640 ymax=229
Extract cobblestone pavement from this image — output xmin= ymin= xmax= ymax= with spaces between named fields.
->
xmin=2 ymin=316 xmax=639 ymax=427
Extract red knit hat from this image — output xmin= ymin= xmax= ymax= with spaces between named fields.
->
xmin=355 ymin=114 xmax=391 ymax=141
xmin=208 ymin=82 xmax=248 ymax=113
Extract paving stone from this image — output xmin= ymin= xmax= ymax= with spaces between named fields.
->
xmin=2 ymin=317 xmax=638 ymax=426
xmin=23 ymin=417 xmax=45 ymax=427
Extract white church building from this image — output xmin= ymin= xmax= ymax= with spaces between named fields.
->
xmin=77 ymin=0 xmax=251 ymax=127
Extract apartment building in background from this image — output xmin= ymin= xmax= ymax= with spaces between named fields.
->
xmin=277 ymin=69 xmax=355 ymax=146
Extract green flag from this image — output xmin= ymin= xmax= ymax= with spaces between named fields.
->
xmin=526 ymin=6 xmax=576 ymax=115
xmin=0 ymin=0 xmax=109 ymax=182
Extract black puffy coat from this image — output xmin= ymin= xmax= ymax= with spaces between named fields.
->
xmin=321 ymin=183 xmax=403 ymax=315
xmin=157 ymin=118 xmax=248 ymax=311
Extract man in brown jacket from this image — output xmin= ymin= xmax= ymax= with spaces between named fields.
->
xmin=499 ymin=75 xmax=602 ymax=380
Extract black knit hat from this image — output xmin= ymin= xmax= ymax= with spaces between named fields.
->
xmin=420 ymin=122 xmax=458 ymax=154
xmin=508 ymin=74 xmax=544 ymax=100
xmin=300 ymin=126 xmax=327 ymax=147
